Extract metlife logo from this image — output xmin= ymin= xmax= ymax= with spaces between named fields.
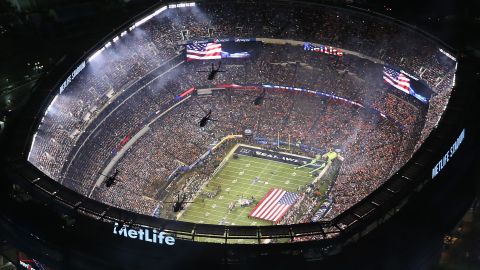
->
xmin=113 ymin=223 xmax=175 ymax=246
xmin=431 ymin=129 xmax=465 ymax=179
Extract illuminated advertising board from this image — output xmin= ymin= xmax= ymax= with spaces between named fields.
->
xmin=432 ymin=129 xmax=465 ymax=179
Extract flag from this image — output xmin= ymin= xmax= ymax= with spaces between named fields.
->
xmin=186 ymin=43 xmax=222 ymax=61
xmin=383 ymin=66 xmax=411 ymax=94
xmin=249 ymin=188 xmax=299 ymax=223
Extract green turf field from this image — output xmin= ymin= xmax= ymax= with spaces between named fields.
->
xmin=178 ymin=147 xmax=326 ymax=227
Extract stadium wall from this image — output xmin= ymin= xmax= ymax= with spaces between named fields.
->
xmin=0 ymin=1 xmax=476 ymax=269
xmin=6 ymin=0 xmax=464 ymax=239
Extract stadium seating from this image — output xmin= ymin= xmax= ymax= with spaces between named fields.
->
xmin=28 ymin=2 xmax=456 ymax=223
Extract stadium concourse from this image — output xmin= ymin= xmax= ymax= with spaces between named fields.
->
xmin=26 ymin=2 xmax=456 ymax=236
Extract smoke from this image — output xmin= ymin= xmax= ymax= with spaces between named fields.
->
xmin=189 ymin=5 xmax=210 ymax=25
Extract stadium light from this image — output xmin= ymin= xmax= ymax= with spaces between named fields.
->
xmin=94 ymin=3 xmax=190 ymax=64
xmin=45 ymin=95 xmax=59 ymax=114
xmin=88 ymin=47 xmax=105 ymax=63
xmin=134 ymin=16 xmax=152 ymax=27
xmin=134 ymin=6 xmax=167 ymax=28
xmin=439 ymin=48 xmax=456 ymax=62
xmin=169 ymin=2 xmax=195 ymax=9
xmin=153 ymin=6 xmax=167 ymax=16
xmin=27 ymin=133 xmax=38 ymax=162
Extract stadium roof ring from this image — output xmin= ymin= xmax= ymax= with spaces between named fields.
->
xmin=0 ymin=0 xmax=472 ymax=262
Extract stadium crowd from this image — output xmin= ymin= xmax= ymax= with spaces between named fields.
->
xmin=28 ymin=2 xmax=456 ymax=222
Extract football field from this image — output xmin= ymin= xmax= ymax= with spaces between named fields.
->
xmin=178 ymin=147 xmax=326 ymax=227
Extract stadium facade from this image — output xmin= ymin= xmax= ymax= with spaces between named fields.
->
xmin=0 ymin=1 xmax=477 ymax=269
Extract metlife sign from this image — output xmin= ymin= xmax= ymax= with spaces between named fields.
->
xmin=432 ymin=129 xmax=465 ymax=179
xmin=113 ymin=223 xmax=175 ymax=246
xmin=59 ymin=61 xmax=86 ymax=93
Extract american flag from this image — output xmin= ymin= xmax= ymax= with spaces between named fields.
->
xmin=249 ymin=188 xmax=299 ymax=223
xmin=186 ymin=43 xmax=222 ymax=61
xmin=383 ymin=66 xmax=411 ymax=94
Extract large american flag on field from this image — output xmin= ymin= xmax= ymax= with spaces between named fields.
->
xmin=186 ymin=43 xmax=222 ymax=61
xmin=249 ymin=188 xmax=299 ymax=223
xmin=383 ymin=66 xmax=411 ymax=94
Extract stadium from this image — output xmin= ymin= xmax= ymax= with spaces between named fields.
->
xmin=0 ymin=0 xmax=477 ymax=269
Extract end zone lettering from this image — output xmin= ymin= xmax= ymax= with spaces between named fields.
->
xmin=235 ymin=145 xmax=316 ymax=166
xmin=254 ymin=150 xmax=300 ymax=164
xmin=113 ymin=222 xmax=175 ymax=246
